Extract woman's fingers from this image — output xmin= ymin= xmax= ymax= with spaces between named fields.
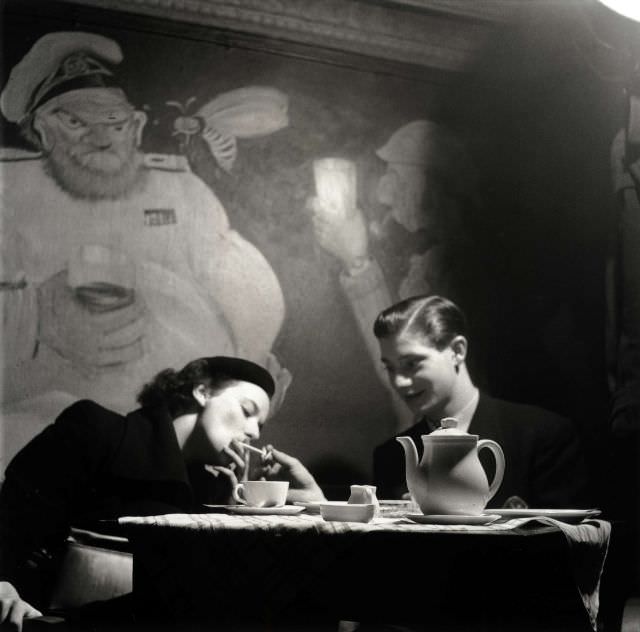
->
xmin=223 ymin=443 xmax=246 ymax=469
xmin=2 ymin=600 xmax=42 ymax=631
xmin=0 ymin=581 xmax=42 ymax=631
xmin=205 ymin=464 xmax=237 ymax=481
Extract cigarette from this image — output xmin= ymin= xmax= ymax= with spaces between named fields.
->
xmin=239 ymin=442 xmax=267 ymax=456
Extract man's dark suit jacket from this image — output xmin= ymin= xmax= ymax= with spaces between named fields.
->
xmin=373 ymin=393 xmax=590 ymax=508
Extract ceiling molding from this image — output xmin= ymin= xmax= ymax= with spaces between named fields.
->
xmin=380 ymin=0 xmax=521 ymax=23
xmin=56 ymin=0 xmax=513 ymax=71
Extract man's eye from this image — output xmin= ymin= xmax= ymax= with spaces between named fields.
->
xmin=57 ymin=113 xmax=84 ymax=129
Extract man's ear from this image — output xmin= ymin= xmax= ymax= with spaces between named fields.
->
xmin=33 ymin=115 xmax=53 ymax=152
xmin=192 ymin=384 xmax=209 ymax=407
xmin=132 ymin=110 xmax=147 ymax=147
xmin=450 ymin=335 xmax=468 ymax=365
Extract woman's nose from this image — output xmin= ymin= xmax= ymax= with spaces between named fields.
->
xmin=244 ymin=418 xmax=260 ymax=441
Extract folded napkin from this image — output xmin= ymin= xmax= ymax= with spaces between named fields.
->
xmin=516 ymin=517 xmax=611 ymax=631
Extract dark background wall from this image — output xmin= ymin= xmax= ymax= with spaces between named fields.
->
xmin=448 ymin=1 xmax=632 ymax=518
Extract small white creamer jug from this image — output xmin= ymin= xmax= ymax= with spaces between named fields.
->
xmin=348 ymin=484 xmax=380 ymax=516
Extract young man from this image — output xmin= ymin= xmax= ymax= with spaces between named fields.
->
xmin=372 ymin=294 xmax=590 ymax=508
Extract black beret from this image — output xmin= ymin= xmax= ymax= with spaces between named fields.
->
xmin=202 ymin=356 xmax=275 ymax=398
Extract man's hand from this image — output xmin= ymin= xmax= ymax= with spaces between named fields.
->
xmin=38 ymin=270 xmax=148 ymax=375
xmin=0 ymin=581 xmax=42 ymax=631
xmin=308 ymin=197 xmax=369 ymax=274
xmin=257 ymin=446 xmax=326 ymax=503
xmin=502 ymin=495 xmax=528 ymax=509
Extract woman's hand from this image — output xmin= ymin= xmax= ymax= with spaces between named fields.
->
xmin=0 ymin=581 xmax=42 ymax=631
xmin=204 ymin=463 xmax=240 ymax=505
xmin=257 ymin=446 xmax=326 ymax=502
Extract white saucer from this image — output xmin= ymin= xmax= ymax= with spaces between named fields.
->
xmin=226 ymin=505 xmax=305 ymax=516
xmin=484 ymin=508 xmax=601 ymax=523
xmin=293 ymin=501 xmax=322 ymax=514
xmin=406 ymin=514 xmax=500 ymax=525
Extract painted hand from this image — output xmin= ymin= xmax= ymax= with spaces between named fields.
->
xmin=37 ymin=270 xmax=148 ymax=376
xmin=308 ymin=196 xmax=369 ymax=273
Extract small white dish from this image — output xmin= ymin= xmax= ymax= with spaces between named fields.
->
xmin=212 ymin=505 xmax=304 ymax=516
xmin=319 ymin=502 xmax=375 ymax=523
xmin=484 ymin=508 xmax=601 ymax=523
xmin=406 ymin=514 xmax=500 ymax=526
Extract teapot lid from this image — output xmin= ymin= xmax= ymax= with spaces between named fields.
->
xmin=429 ymin=417 xmax=469 ymax=436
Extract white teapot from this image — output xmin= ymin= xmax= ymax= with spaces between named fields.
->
xmin=396 ymin=418 xmax=505 ymax=515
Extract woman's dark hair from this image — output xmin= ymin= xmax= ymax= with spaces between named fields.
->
xmin=137 ymin=356 xmax=275 ymax=418
xmin=373 ymin=295 xmax=467 ymax=350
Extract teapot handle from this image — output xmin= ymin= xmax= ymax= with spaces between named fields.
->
xmin=477 ymin=439 xmax=505 ymax=501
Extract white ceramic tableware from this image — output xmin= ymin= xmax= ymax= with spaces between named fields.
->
xmin=319 ymin=501 xmax=375 ymax=523
xmin=406 ymin=514 xmax=500 ymax=526
xmin=397 ymin=417 xmax=505 ymax=515
xmin=232 ymin=480 xmax=288 ymax=508
xmin=227 ymin=505 xmax=304 ymax=516
xmin=293 ymin=501 xmax=322 ymax=514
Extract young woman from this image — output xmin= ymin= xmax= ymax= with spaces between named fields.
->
xmin=0 ymin=355 xmax=324 ymax=630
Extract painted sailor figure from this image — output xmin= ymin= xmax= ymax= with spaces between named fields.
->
xmin=0 ymin=32 xmax=287 ymax=458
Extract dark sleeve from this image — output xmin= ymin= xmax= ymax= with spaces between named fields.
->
xmin=0 ymin=400 xmax=123 ymax=605
xmin=529 ymin=416 xmax=591 ymax=508
xmin=373 ymin=440 xmax=409 ymax=500
xmin=373 ymin=421 xmax=429 ymax=500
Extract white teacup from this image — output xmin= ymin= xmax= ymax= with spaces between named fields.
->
xmin=232 ymin=480 xmax=289 ymax=508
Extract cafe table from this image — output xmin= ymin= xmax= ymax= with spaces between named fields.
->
xmin=119 ymin=510 xmax=611 ymax=632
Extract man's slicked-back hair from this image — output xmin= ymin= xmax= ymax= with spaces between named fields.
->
xmin=373 ymin=295 xmax=467 ymax=350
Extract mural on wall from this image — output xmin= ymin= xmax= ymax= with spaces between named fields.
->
xmin=1 ymin=31 xmax=291 ymax=433
xmin=0 ymin=15 xmax=473 ymax=482
xmin=309 ymin=120 xmax=477 ymax=428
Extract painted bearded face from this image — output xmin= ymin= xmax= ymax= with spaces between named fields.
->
xmin=34 ymin=89 xmax=147 ymax=200
xmin=376 ymin=162 xmax=429 ymax=233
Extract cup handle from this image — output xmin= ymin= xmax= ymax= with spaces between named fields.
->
xmin=478 ymin=439 xmax=505 ymax=501
xmin=232 ymin=483 xmax=247 ymax=505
